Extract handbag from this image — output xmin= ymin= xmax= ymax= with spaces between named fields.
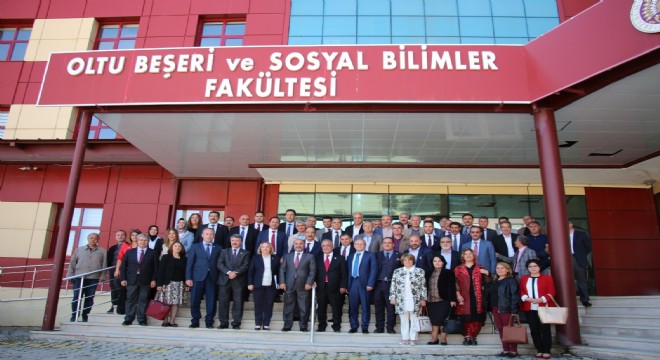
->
xmin=502 ymin=314 xmax=528 ymax=344
xmin=443 ymin=307 xmax=464 ymax=334
xmin=537 ymin=294 xmax=568 ymax=325
xmin=146 ymin=299 xmax=170 ymax=320
xmin=416 ymin=306 xmax=432 ymax=333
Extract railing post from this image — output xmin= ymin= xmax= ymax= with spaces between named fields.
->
xmin=74 ymin=277 xmax=84 ymax=322
xmin=309 ymin=285 xmax=316 ymax=343
xmin=30 ymin=267 xmax=37 ymax=298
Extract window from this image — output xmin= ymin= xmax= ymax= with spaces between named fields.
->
xmin=198 ymin=20 xmax=246 ymax=47
xmin=0 ymin=110 xmax=8 ymax=138
xmin=95 ymin=22 xmax=138 ymax=50
xmin=66 ymin=207 xmax=103 ymax=256
xmin=0 ymin=26 xmax=31 ymax=61
xmin=88 ymin=115 xmax=121 ymax=139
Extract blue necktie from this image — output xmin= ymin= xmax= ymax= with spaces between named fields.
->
xmin=352 ymin=253 xmax=361 ymax=278
xmin=206 ymin=244 xmax=211 ymax=257
xmin=287 ymin=224 xmax=292 ymax=237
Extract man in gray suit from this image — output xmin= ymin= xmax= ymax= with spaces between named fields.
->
xmin=279 ymin=238 xmax=316 ymax=332
xmin=354 ymin=221 xmax=382 ymax=253
xmin=217 ymin=234 xmax=250 ymax=329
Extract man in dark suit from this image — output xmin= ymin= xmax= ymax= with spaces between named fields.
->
xmin=316 ymin=216 xmax=333 ymax=243
xmin=569 ymin=221 xmax=593 ymax=307
xmin=186 ymin=227 xmax=222 ymax=328
xmin=334 ymin=233 xmax=355 ymax=261
xmin=229 ymin=214 xmax=258 ymax=256
xmin=217 ymin=234 xmax=250 ymax=329
xmin=322 ymin=217 xmax=345 ymax=248
xmin=449 ymin=221 xmax=470 ymax=252
xmin=279 ymin=238 xmax=316 ymax=332
xmin=315 ymin=239 xmax=347 ymax=333
xmin=478 ymin=216 xmax=498 ymax=242
xmin=424 ymin=236 xmax=461 ymax=271
xmin=374 ymin=237 xmax=401 ymax=334
xmin=120 ymin=233 xmax=158 ymax=326
xmin=278 ymin=208 xmax=298 ymax=238
xmin=403 ymin=235 xmax=431 ymax=272
xmin=347 ymin=238 xmax=377 ymax=334
xmin=195 ymin=210 xmax=228 ymax=246
xmin=460 ymin=226 xmax=497 ymax=274
xmin=257 ymin=217 xmax=287 ymax=258
xmin=302 ymin=227 xmax=322 ymax=256
xmin=420 ymin=220 xmax=441 ymax=250
xmin=492 ymin=221 xmax=518 ymax=266
xmin=252 ymin=211 xmax=266 ymax=233
xmin=344 ymin=212 xmax=365 ymax=240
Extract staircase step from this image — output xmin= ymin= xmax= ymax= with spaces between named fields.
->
xmin=571 ymin=345 xmax=660 ymax=360
xmin=582 ymin=305 xmax=660 ymax=316
xmin=580 ymin=334 xmax=660 ymax=353
xmin=587 ymin=296 xmax=660 ymax=306
xmin=580 ymin=314 xmax=659 ymax=327
xmin=581 ymin=324 xmax=660 ymax=338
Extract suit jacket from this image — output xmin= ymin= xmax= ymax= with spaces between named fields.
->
xmin=519 ymin=274 xmax=556 ymax=311
xmin=278 ymin=222 xmax=298 ymax=236
xmin=419 ymin=233 xmax=441 ymax=250
xmin=148 ymin=237 xmax=164 ymax=259
xmin=250 ymin=222 xmax=266 ymax=234
xmin=279 ymin=251 xmax=316 ymax=290
xmin=185 ymin=242 xmax=221 ymax=282
xmin=481 ymin=228 xmax=498 ymax=242
xmin=120 ymin=247 xmax=158 ymax=286
xmin=492 ymin=233 xmax=519 ymax=261
xmin=448 ymin=233 xmax=470 ymax=252
xmin=229 ymin=225 xmax=258 ymax=254
xmin=423 ymin=249 xmax=461 ymax=271
xmin=334 ymin=244 xmax=355 ymax=262
xmin=195 ymin=223 xmax=228 ymax=247
xmin=344 ymin=224 xmax=364 ymax=238
xmin=256 ymin=228 xmax=287 ymax=258
xmin=247 ymin=254 xmax=279 ymax=289
xmin=347 ymin=251 xmax=377 ymax=290
xmin=303 ymin=240 xmax=322 ymax=256
xmin=354 ymin=233 xmax=383 ymax=253
xmin=404 ymin=246 xmax=432 ymax=272
xmin=425 ymin=267 xmax=457 ymax=302
xmin=375 ymin=250 xmax=402 ymax=282
xmin=572 ymin=230 xmax=592 ymax=268
xmin=461 ymin=239 xmax=497 ymax=274
xmin=322 ymin=229 xmax=345 ymax=248
xmin=216 ymin=247 xmax=250 ymax=286
xmin=316 ymin=228 xmax=332 ymax=243
xmin=511 ymin=246 xmax=537 ymax=278
xmin=315 ymin=252 xmax=348 ymax=292
xmin=402 ymin=227 xmax=423 ymax=239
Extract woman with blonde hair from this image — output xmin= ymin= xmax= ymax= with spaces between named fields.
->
xmin=247 ymin=242 xmax=280 ymax=330
xmin=161 ymin=228 xmax=179 ymax=259
xmin=389 ymin=253 xmax=427 ymax=345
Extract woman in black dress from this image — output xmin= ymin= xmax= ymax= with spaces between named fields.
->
xmin=425 ymin=255 xmax=457 ymax=345
xmin=156 ymin=241 xmax=187 ymax=327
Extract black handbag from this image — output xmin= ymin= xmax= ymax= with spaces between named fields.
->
xmin=443 ymin=307 xmax=464 ymax=334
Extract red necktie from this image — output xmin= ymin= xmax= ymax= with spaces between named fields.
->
xmin=324 ymin=255 xmax=330 ymax=282
xmin=342 ymin=246 xmax=347 ymax=259
xmin=138 ymin=249 xmax=144 ymax=264
xmin=271 ymin=231 xmax=276 ymax=251
xmin=294 ymin=252 xmax=300 ymax=268
xmin=257 ymin=224 xmax=261 ymax=232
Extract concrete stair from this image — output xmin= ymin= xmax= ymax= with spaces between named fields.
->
xmin=30 ymin=300 xmax=559 ymax=355
xmin=571 ymin=296 xmax=660 ymax=360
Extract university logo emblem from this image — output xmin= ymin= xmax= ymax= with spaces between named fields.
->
xmin=631 ymin=0 xmax=660 ymax=33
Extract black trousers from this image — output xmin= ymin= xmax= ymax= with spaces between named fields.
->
xmin=109 ymin=274 xmax=120 ymax=306
xmin=218 ymin=280 xmax=245 ymax=326
xmin=526 ymin=310 xmax=552 ymax=353
xmin=572 ymin=256 xmax=590 ymax=303
xmin=374 ymin=281 xmax=396 ymax=330
xmin=316 ymin=284 xmax=343 ymax=330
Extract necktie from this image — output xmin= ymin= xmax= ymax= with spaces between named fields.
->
xmin=240 ymin=227 xmax=246 ymax=240
xmin=233 ymin=249 xmax=237 ymax=261
xmin=342 ymin=246 xmax=347 ymax=259
xmin=287 ymin=224 xmax=292 ymax=237
xmin=453 ymin=235 xmax=458 ymax=251
xmin=334 ymin=231 xmax=339 ymax=248
xmin=324 ymin=255 xmax=330 ymax=282
xmin=211 ymin=224 xmax=215 ymax=232
xmin=427 ymin=235 xmax=432 ymax=248
xmin=473 ymin=241 xmax=479 ymax=256
xmin=307 ymin=242 xmax=312 ymax=253
xmin=270 ymin=231 xmax=276 ymax=251
xmin=206 ymin=244 xmax=211 ymax=257
xmin=352 ymin=253 xmax=361 ymax=278
xmin=257 ymin=224 xmax=261 ymax=232
xmin=294 ymin=252 xmax=300 ymax=268
xmin=483 ymin=228 xmax=487 ymax=240
xmin=138 ymin=249 xmax=144 ymax=264
xmin=386 ymin=252 xmax=390 ymax=260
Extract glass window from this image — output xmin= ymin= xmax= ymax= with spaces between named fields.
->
xmin=0 ymin=110 xmax=7 ymax=138
xmin=323 ymin=16 xmax=357 ymax=36
xmin=314 ymin=193 xmax=352 ymax=216
xmin=0 ymin=27 xmax=31 ymax=61
xmin=427 ymin=36 xmax=460 ymax=44
xmin=390 ymin=194 xmax=448 ymax=217
xmin=289 ymin=16 xmax=324 ymax=36
xmin=88 ymin=114 xmax=121 ymax=139
xmin=495 ymin=37 xmax=527 ymax=44
xmin=66 ymin=207 xmax=103 ymax=256
xmin=459 ymin=17 xmax=494 ymax=37
xmin=392 ymin=16 xmax=425 ymax=36
xmin=352 ymin=194 xmax=390 ymax=217
xmin=523 ymin=0 xmax=559 ymax=17
xmin=426 ymin=17 xmax=460 ymax=36
xmin=392 ymin=0 xmax=424 ymax=16
xmin=95 ymin=23 xmax=138 ymax=50
xmin=357 ymin=36 xmax=391 ymax=44
xmin=289 ymin=36 xmax=324 ymax=45
xmin=358 ymin=0 xmax=391 ymax=15
xmin=279 ymin=193 xmax=315 ymax=216
xmin=291 ymin=0 xmax=324 ymax=15
xmin=526 ymin=17 xmax=559 ymax=37
xmin=425 ymin=0 xmax=459 ymax=16
xmin=493 ymin=17 xmax=527 ymax=37
xmin=323 ymin=36 xmax=357 ymax=44
xmin=198 ymin=20 xmax=246 ymax=47
xmin=358 ymin=16 xmax=391 ymax=36
xmin=457 ymin=0 xmax=492 ymax=16
xmin=491 ymin=0 xmax=526 ymax=16
xmin=325 ymin=0 xmax=357 ymax=16
xmin=392 ymin=36 xmax=426 ymax=44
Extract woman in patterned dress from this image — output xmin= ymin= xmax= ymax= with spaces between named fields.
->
xmin=389 ymin=253 xmax=428 ymax=345
xmin=156 ymin=241 xmax=187 ymax=327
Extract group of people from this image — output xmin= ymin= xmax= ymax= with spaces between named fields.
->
xmin=67 ymin=209 xmax=591 ymax=358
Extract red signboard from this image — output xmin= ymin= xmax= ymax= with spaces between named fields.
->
xmin=38 ymin=45 xmax=530 ymax=106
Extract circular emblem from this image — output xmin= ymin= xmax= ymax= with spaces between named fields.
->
xmin=631 ymin=0 xmax=660 ymax=33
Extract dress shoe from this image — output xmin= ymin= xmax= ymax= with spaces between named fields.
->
xmin=162 ymin=322 xmax=170 ymax=327
xmin=333 ymin=329 xmax=341 ymax=333
xmin=348 ymin=328 xmax=358 ymax=333
xmin=427 ymin=340 xmax=440 ymax=345
xmin=262 ymin=326 xmax=270 ymax=331
xmin=206 ymin=324 xmax=214 ymax=329
xmin=582 ymin=301 xmax=592 ymax=307
xmin=471 ymin=338 xmax=478 ymax=345
xmin=232 ymin=325 xmax=240 ymax=330
xmin=81 ymin=316 xmax=88 ymax=322
xmin=122 ymin=321 xmax=132 ymax=326
xmin=316 ymin=327 xmax=326 ymax=332
xmin=463 ymin=338 xmax=470 ymax=346
xmin=387 ymin=329 xmax=396 ymax=334
xmin=281 ymin=327 xmax=291 ymax=332
xmin=116 ymin=311 xmax=125 ymax=315
xmin=300 ymin=327 xmax=309 ymax=332
xmin=440 ymin=342 xmax=447 ymax=346
xmin=218 ymin=324 xmax=229 ymax=329
xmin=498 ymin=352 xmax=509 ymax=357
xmin=508 ymin=353 xmax=519 ymax=358
xmin=106 ymin=306 xmax=115 ymax=314
xmin=255 ymin=326 xmax=262 ymax=331
xmin=69 ymin=317 xmax=77 ymax=322
xmin=362 ymin=329 xmax=369 ymax=334
xmin=189 ymin=323 xmax=199 ymax=328
xmin=374 ymin=328 xmax=384 ymax=333
xmin=170 ymin=323 xmax=178 ymax=327
xmin=138 ymin=321 xmax=147 ymax=326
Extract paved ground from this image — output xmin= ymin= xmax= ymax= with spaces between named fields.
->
xmin=0 ymin=327 xmax=594 ymax=359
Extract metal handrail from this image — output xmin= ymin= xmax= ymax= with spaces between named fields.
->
xmin=309 ymin=284 xmax=316 ymax=343
xmin=62 ymin=266 xmax=114 ymax=281
xmin=63 ymin=266 xmax=115 ymax=322
xmin=0 ymin=262 xmax=71 ymax=298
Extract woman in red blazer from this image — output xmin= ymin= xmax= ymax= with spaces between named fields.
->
xmin=519 ymin=258 xmax=556 ymax=359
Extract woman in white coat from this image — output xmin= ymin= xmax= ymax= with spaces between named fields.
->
xmin=389 ymin=253 xmax=428 ymax=345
